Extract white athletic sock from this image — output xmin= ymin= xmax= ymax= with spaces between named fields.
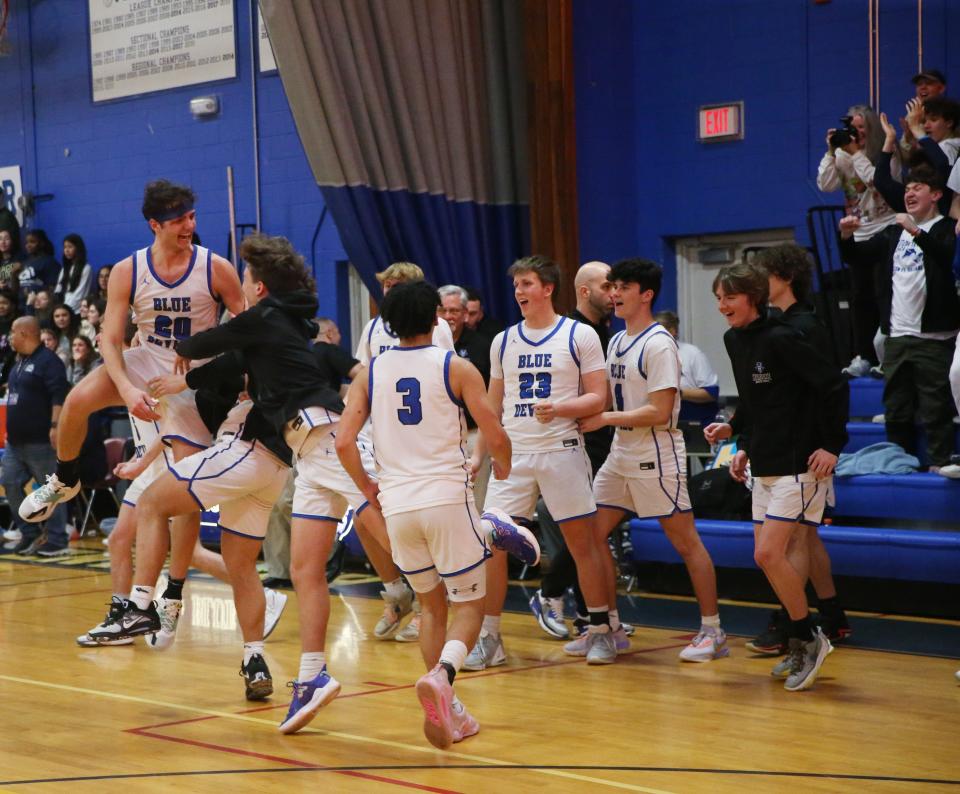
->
xmin=383 ymin=578 xmax=408 ymax=600
xmin=130 ymin=585 xmax=153 ymax=610
xmin=608 ymin=609 xmax=621 ymax=631
xmin=243 ymin=641 xmax=265 ymax=665
xmin=701 ymin=614 xmax=721 ymax=631
xmin=298 ymin=651 xmax=326 ymax=681
xmin=481 ymin=615 xmax=501 ymax=637
xmin=439 ymin=640 xmax=468 ymax=674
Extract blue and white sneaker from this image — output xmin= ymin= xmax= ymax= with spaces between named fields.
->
xmin=19 ymin=475 xmax=81 ymax=523
xmin=278 ymin=667 xmax=341 ymax=734
xmin=529 ymin=589 xmax=569 ymax=639
xmin=481 ymin=508 xmax=540 ymax=566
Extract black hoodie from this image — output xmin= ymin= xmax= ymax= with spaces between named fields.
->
xmin=175 ymin=290 xmax=344 ymax=457
xmin=726 ymin=312 xmax=849 ymax=477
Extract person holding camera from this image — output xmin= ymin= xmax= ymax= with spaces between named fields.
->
xmin=817 ymin=105 xmax=898 ymax=378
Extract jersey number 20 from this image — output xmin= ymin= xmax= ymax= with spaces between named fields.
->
xmin=395 ymin=377 xmax=422 ymax=425
xmin=154 ymin=315 xmax=192 ymax=340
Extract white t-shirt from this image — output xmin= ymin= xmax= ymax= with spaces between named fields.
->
xmin=678 ymin=341 xmax=718 ymax=391
xmin=605 ymin=324 xmax=685 ymax=478
xmin=490 ymin=316 xmax=605 ymax=453
xmin=890 ymin=215 xmax=957 ymax=339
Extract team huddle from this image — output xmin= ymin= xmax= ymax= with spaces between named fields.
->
xmin=22 ymin=179 xmax=836 ymax=751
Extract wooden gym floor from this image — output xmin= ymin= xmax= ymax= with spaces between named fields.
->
xmin=1 ymin=543 xmax=958 ymax=793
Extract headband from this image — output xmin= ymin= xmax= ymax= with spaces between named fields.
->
xmin=151 ymin=200 xmax=195 ymax=223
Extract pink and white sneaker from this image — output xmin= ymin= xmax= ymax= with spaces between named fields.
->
xmin=415 ymin=665 xmax=455 ymax=749
xmin=451 ymin=699 xmax=479 ymax=743
xmin=679 ymin=628 xmax=729 ymax=662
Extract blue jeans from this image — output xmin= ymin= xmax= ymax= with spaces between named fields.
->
xmin=2 ymin=443 xmax=68 ymax=547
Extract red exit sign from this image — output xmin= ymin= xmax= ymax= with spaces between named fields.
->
xmin=698 ymin=102 xmax=744 ymax=142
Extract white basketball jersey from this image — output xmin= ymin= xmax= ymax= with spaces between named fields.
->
xmin=356 ymin=315 xmax=454 ymax=365
xmin=368 ymin=346 xmax=470 ymax=516
xmin=606 ymin=322 xmax=685 ymax=477
xmin=131 ymin=245 xmax=221 ymax=360
xmin=491 ymin=316 xmax=605 ymax=453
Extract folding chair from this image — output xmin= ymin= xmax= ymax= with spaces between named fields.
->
xmin=77 ymin=438 xmax=127 ymax=537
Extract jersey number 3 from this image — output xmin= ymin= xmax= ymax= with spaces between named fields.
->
xmin=395 ymin=377 xmax=422 ymax=425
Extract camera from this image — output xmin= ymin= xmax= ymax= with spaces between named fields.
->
xmin=829 ymin=116 xmax=860 ymax=149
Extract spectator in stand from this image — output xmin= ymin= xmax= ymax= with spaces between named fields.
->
xmin=55 ymin=234 xmax=92 ymax=313
xmin=50 ymin=303 xmax=79 ymax=366
xmin=83 ymin=298 xmax=106 ymax=351
xmin=0 ymin=288 xmax=19 ymax=393
xmin=464 ymin=286 xmax=505 ymax=344
xmin=2 ymin=316 xmax=71 ymax=557
xmin=66 ymin=335 xmax=101 ymax=386
xmin=312 ymin=317 xmax=360 ymax=394
xmin=0 ymin=229 xmax=22 ymax=295
xmin=40 ymin=328 xmax=57 ymax=355
xmin=87 ymin=265 xmax=110 ymax=302
xmin=912 ymin=69 xmax=947 ymax=101
xmin=818 ymin=105 xmax=899 ymax=378
xmin=20 ymin=230 xmax=61 ymax=307
xmin=27 ymin=288 xmax=53 ymax=328
xmin=654 ymin=310 xmax=720 ymax=422
xmin=0 ymin=204 xmax=20 ymax=256
xmin=839 ymin=165 xmax=959 ymax=474
xmin=875 ymin=97 xmax=960 ymax=215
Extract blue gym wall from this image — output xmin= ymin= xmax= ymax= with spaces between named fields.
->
xmin=574 ymin=0 xmax=960 ymax=313
xmin=0 ymin=0 xmax=346 ymax=320
xmin=2 ymin=1 xmax=959 ymax=326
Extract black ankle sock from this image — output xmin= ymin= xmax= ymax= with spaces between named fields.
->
xmin=790 ymin=614 xmax=814 ymax=642
xmin=55 ymin=458 xmax=80 ymax=488
xmin=588 ymin=609 xmax=610 ymax=627
xmin=439 ymin=661 xmax=456 ymax=685
xmin=163 ymin=577 xmax=185 ymax=601
xmin=817 ymin=595 xmax=842 ymax=616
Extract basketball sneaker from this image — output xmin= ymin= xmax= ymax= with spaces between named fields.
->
xmin=278 ymin=667 xmax=341 ymax=734
xmin=145 ymin=597 xmax=183 ymax=650
xmin=415 ymin=665 xmax=455 ymax=749
xmin=451 ymin=699 xmax=480 ymax=743
xmin=528 ymin=589 xmax=569 ymax=639
xmin=375 ymin=586 xmax=414 ymax=639
xmin=19 ymin=474 xmax=81 ymax=523
xmin=395 ymin=609 xmax=421 ymax=642
xmin=240 ymin=653 xmax=274 ymax=701
xmin=563 ymin=624 xmax=630 ymax=656
xmin=585 ymin=626 xmax=617 ymax=665
xmin=2 ymin=528 xmax=21 ymax=543
xmin=481 ymin=508 xmax=540 ymax=566
xmin=679 ymin=628 xmax=729 ymax=662
xmin=783 ymin=627 xmax=833 ymax=692
xmin=462 ymin=630 xmax=506 ymax=671
xmin=770 ymin=654 xmax=793 ymax=679
xmin=76 ymin=596 xmax=136 ymax=647
xmin=955 ymin=669 xmax=960 ymax=682
xmin=87 ymin=599 xmax=160 ymax=642
xmin=263 ymin=588 xmax=288 ymax=640
xmin=745 ymin=609 xmax=788 ymax=656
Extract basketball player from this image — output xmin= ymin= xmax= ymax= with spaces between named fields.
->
xmin=335 ymin=279 xmax=527 ymax=749
xmin=578 ymin=259 xmax=727 ymax=662
xmin=21 ymin=180 xmax=244 ymax=525
xmin=467 ymin=255 xmax=617 ymax=668
xmin=354 ymin=262 xmax=455 ymax=642
xmin=705 ymin=263 xmax=848 ymax=691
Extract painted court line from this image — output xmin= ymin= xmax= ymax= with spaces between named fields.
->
xmin=0 ymin=674 xmax=671 ymax=793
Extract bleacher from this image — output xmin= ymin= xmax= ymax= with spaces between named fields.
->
xmin=629 ymin=376 xmax=960 ymax=618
